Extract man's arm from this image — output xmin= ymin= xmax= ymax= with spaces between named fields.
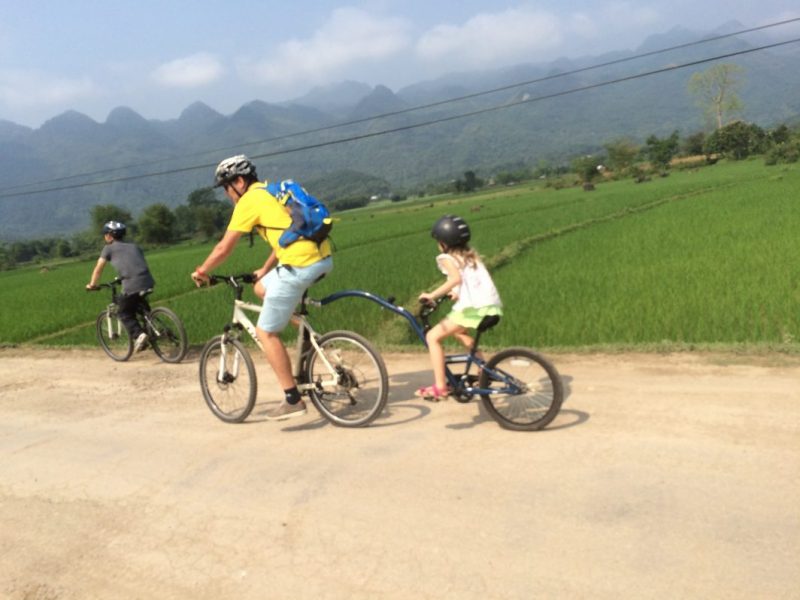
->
xmin=254 ymin=249 xmax=278 ymax=280
xmin=191 ymin=230 xmax=242 ymax=285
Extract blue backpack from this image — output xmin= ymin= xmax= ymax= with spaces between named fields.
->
xmin=263 ymin=179 xmax=333 ymax=248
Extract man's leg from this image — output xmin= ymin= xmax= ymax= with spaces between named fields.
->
xmin=257 ymin=259 xmax=332 ymax=420
xmin=257 ymin=327 xmax=307 ymax=420
xmin=255 ymin=328 xmax=295 ymax=390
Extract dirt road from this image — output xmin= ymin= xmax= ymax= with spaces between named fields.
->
xmin=1 ymin=347 xmax=798 ymax=599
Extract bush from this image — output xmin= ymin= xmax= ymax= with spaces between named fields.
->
xmin=705 ymin=121 xmax=768 ymax=160
xmin=765 ymin=141 xmax=800 ymax=165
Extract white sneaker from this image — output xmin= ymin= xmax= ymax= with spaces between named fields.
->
xmin=134 ymin=332 xmax=149 ymax=352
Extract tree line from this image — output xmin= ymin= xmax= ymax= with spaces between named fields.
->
xmin=0 ymin=187 xmax=231 ymax=270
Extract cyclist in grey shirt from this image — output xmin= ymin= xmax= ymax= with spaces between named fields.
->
xmin=86 ymin=221 xmax=155 ymax=351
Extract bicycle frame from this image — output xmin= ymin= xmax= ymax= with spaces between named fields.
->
xmin=100 ymin=278 xmax=154 ymax=336
xmin=317 ymin=290 xmax=522 ymax=398
xmin=213 ymin=277 xmax=340 ymax=393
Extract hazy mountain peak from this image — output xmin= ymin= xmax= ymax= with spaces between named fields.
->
xmin=0 ymin=119 xmax=32 ymax=139
xmin=39 ymin=110 xmax=100 ymax=134
xmin=350 ymin=84 xmax=408 ymax=118
xmin=290 ymin=80 xmax=372 ymax=113
xmin=712 ymin=20 xmax=746 ymax=35
xmin=179 ymin=101 xmax=222 ymax=121
xmin=636 ymin=25 xmax=699 ymax=52
xmin=106 ymin=106 xmax=148 ymax=128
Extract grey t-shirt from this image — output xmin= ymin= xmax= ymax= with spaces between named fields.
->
xmin=100 ymin=241 xmax=155 ymax=295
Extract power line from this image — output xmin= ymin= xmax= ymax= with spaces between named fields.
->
xmin=1 ymin=34 xmax=799 ymax=200
xmin=5 ymin=18 xmax=798 ymax=194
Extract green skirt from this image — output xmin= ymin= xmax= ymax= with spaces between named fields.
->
xmin=448 ymin=305 xmax=503 ymax=329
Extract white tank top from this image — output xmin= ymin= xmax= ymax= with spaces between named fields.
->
xmin=436 ymin=253 xmax=502 ymax=311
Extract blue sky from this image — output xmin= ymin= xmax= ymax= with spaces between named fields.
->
xmin=1 ymin=0 xmax=798 ymax=128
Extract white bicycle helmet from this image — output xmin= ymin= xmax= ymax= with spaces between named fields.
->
xmin=214 ymin=154 xmax=257 ymax=187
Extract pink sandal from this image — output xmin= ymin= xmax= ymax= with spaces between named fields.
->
xmin=415 ymin=384 xmax=450 ymax=402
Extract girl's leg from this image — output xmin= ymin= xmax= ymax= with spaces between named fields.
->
xmin=425 ymin=318 xmax=468 ymax=391
xmin=453 ymin=330 xmax=487 ymax=366
xmin=453 ymin=330 xmax=474 ymax=350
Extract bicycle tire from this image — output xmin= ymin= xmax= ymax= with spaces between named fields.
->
xmin=95 ymin=309 xmax=133 ymax=361
xmin=199 ymin=336 xmax=257 ymax=423
xmin=305 ymin=330 xmax=388 ymax=427
xmin=478 ymin=347 xmax=563 ymax=431
xmin=147 ymin=307 xmax=188 ymax=364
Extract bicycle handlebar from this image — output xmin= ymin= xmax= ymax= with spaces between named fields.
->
xmin=418 ymin=296 xmax=448 ymax=318
xmin=207 ymin=273 xmax=257 ymax=287
xmin=86 ymin=277 xmax=123 ymax=291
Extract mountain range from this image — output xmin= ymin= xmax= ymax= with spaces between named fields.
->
xmin=1 ymin=22 xmax=799 ymax=241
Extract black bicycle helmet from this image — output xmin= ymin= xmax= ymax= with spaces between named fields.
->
xmin=214 ymin=154 xmax=257 ymax=187
xmin=431 ymin=214 xmax=471 ymax=248
xmin=102 ymin=220 xmax=126 ymax=239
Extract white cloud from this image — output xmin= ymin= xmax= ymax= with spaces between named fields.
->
xmin=0 ymin=69 xmax=97 ymax=109
xmin=152 ymin=53 xmax=223 ymax=88
xmin=569 ymin=2 xmax=660 ymax=40
xmin=238 ymin=7 xmax=410 ymax=87
xmin=416 ymin=8 xmax=563 ymax=68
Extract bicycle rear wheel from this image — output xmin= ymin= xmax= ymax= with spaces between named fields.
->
xmin=479 ymin=347 xmax=563 ymax=431
xmin=199 ymin=336 xmax=257 ymax=423
xmin=305 ymin=330 xmax=388 ymax=427
xmin=95 ymin=309 xmax=133 ymax=361
xmin=147 ymin=307 xmax=188 ymax=363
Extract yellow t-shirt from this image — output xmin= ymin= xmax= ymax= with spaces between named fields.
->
xmin=227 ymin=182 xmax=332 ymax=267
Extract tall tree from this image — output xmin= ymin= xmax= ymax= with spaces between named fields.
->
xmin=138 ymin=204 xmax=177 ymax=244
xmin=688 ymin=63 xmax=744 ymax=130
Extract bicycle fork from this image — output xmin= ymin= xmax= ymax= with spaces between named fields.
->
xmin=106 ymin=305 xmax=124 ymax=340
xmin=216 ymin=332 xmax=242 ymax=384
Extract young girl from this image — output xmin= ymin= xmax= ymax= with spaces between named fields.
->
xmin=416 ymin=214 xmax=503 ymax=401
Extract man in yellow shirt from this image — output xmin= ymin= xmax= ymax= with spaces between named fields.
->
xmin=191 ymin=155 xmax=333 ymax=420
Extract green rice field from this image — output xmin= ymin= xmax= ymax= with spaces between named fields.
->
xmin=2 ymin=159 xmax=798 ymax=352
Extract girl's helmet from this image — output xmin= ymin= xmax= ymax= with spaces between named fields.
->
xmin=431 ymin=214 xmax=470 ymax=248
xmin=102 ymin=220 xmax=126 ymax=239
xmin=214 ymin=154 xmax=257 ymax=187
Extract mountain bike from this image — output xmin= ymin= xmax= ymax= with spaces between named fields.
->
xmin=198 ymin=273 xmax=388 ymax=427
xmin=88 ymin=278 xmax=188 ymax=363
xmin=318 ymin=291 xmax=563 ymax=431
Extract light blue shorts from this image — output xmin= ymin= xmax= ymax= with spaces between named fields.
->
xmin=257 ymin=257 xmax=333 ymax=333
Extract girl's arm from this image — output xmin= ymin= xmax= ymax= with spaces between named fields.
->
xmin=419 ymin=255 xmax=462 ymax=303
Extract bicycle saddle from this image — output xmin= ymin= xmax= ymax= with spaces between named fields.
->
xmin=477 ymin=315 xmax=501 ymax=332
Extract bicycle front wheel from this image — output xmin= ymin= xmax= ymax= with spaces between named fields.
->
xmin=305 ymin=330 xmax=388 ymax=427
xmin=147 ymin=307 xmax=188 ymax=363
xmin=95 ymin=310 xmax=133 ymax=361
xmin=479 ymin=347 xmax=563 ymax=431
xmin=199 ymin=336 xmax=257 ymax=423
